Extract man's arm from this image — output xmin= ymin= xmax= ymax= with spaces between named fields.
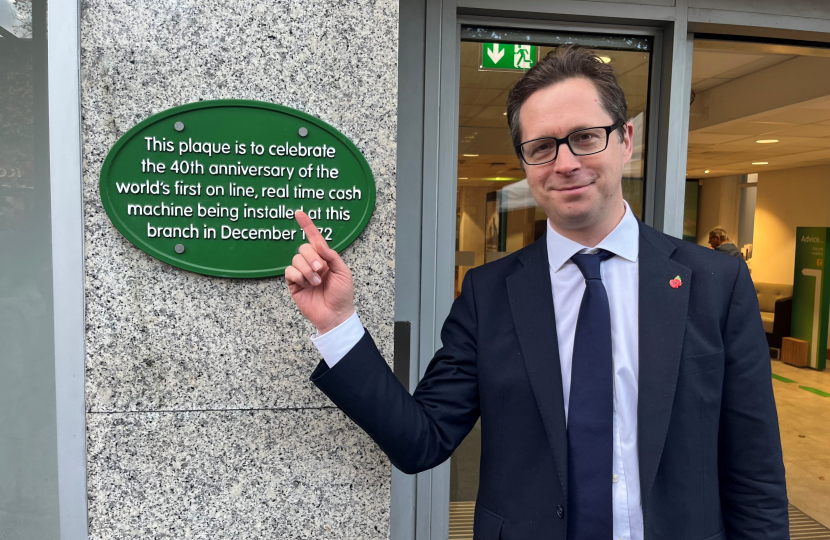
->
xmin=286 ymin=212 xmax=480 ymax=474
xmin=718 ymin=261 xmax=788 ymax=538
xmin=310 ymin=270 xmax=481 ymax=475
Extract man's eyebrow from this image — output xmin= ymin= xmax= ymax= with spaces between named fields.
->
xmin=567 ymin=124 xmax=598 ymax=132
xmin=534 ymin=125 xmax=595 ymax=138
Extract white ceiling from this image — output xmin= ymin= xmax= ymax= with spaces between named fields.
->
xmin=691 ymin=51 xmax=793 ymax=94
xmin=687 ymin=41 xmax=830 ymax=177
xmin=455 ymin=39 xmax=830 ymax=186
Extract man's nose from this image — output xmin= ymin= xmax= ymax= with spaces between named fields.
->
xmin=553 ymin=142 xmax=581 ymax=174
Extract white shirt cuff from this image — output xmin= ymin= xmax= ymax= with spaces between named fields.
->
xmin=310 ymin=311 xmax=365 ymax=368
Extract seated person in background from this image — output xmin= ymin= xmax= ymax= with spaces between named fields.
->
xmin=709 ymin=227 xmax=743 ymax=258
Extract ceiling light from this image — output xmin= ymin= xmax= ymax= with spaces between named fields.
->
xmin=599 ymin=56 xmax=612 ymax=63
xmin=503 ymin=112 xmax=507 ymax=115
xmin=463 ymin=154 xmax=479 ymax=157
xmin=752 ymin=162 xmax=769 ymax=165
xmin=458 ymin=177 xmax=469 ymax=180
xmin=756 ymin=139 xmax=778 ymax=144
xmin=704 ymin=170 xmax=710 ymax=174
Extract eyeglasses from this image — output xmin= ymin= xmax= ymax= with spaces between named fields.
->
xmin=515 ymin=121 xmax=624 ymax=166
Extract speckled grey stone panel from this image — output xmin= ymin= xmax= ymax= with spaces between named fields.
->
xmin=87 ymin=409 xmax=391 ymax=539
xmin=82 ymin=0 xmax=398 ymax=537
xmin=81 ymin=0 xmax=397 ymax=412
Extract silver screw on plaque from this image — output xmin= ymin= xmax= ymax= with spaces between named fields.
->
xmin=174 ymin=244 xmax=185 ymax=254
xmin=174 ymin=121 xmax=185 ymax=132
xmin=298 ymin=127 xmax=308 ymax=137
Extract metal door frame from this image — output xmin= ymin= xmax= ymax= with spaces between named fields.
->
xmin=393 ymin=3 xmax=690 ymax=539
xmin=47 ymin=0 xmax=88 ymax=538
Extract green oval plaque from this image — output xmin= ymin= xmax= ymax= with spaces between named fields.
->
xmin=99 ymin=100 xmax=376 ymax=278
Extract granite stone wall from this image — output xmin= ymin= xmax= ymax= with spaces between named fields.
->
xmin=81 ymin=1 xmax=398 ymax=537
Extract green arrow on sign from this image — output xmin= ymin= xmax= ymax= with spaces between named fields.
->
xmin=480 ymin=43 xmax=537 ymax=71
xmin=486 ymin=43 xmax=505 ymax=64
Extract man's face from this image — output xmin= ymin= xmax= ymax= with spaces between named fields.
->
xmin=518 ymin=77 xmax=633 ymax=232
xmin=709 ymin=235 xmax=721 ymax=248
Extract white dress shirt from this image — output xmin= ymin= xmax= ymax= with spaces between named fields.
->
xmin=546 ymin=202 xmax=642 ymax=540
xmin=312 ymin=201 xmax=643 ymax=540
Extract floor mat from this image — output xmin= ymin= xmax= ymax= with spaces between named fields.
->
xmin=449 ymin=501 xmax=474 ymax=539
xmin=790 ymin=503 xmax=830 ymax=539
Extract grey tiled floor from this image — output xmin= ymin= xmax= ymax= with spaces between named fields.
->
xmin=772 ymin=359 xmax=830 ymax=528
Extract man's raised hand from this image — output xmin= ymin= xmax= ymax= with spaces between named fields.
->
xmin=285 ymin=211 xmax=355 ymax=334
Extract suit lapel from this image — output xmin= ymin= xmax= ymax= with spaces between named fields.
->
xmin=506 ymin=236 xmax=569 ymax=498
xmin=505 ymin=223 xmax=691 ymax=504
xmin=637 ymin=222 xmax=691 ymax=507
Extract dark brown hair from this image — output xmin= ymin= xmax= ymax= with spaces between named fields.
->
xmin=506 ymin=45 xmax=628 ymax=156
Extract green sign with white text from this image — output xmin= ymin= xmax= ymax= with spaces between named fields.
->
xmin=480 ymin=43 xmax=537 ymax=71
xmin=791 ymin=227 xmax=829 ymax=370
xmin=99 ymin=100 xmax=376 ymax=278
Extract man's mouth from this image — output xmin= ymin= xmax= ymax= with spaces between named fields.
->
xmin=555 ymin=183 xmax=592 ymax=192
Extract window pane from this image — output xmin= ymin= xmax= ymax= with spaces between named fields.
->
xmin=0 ymin=1 xmax=61 ymax=538
xmin=684 ymin=37 xmax=830 ymax=529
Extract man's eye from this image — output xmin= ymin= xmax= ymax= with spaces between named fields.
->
xmin=524 ymin=140 xmax=557 ymax=159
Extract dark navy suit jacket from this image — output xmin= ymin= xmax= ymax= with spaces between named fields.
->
xmin=311 ymin=221 xmax=788 ymax=540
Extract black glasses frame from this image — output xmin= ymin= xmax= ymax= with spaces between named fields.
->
xmin=515 ymin=121 xmax=625 ymax=166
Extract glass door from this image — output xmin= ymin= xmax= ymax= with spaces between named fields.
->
xmin=681 ymin=37 xmax=830 ymax=530
xmin=450 ymin=26 xmax=655 ymax=539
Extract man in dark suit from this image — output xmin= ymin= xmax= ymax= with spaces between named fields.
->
xmin=285 ymin=46 xmax=787 ymax=539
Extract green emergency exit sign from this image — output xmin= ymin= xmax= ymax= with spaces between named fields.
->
xmin=480 ymin=43 xmax=538 ymax=70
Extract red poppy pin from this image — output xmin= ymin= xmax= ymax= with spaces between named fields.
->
xmin=670 ymin=275 xmax=682 ymax=289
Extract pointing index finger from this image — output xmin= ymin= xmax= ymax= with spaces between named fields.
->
xmin=295 ymin=211 xmax=326 ymax=249
xmin=295 ymin=211 xmax=349 ymax=273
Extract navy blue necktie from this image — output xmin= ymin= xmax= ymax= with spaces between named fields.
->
xmin=567 ymin=249 xmax=614 ymax=540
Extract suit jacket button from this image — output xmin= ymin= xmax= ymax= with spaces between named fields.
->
xmin=557 ymin=505 xmax=564 ymax=519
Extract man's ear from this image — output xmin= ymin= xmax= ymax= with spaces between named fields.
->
xmin=621 ymin=121 xmax=634 ymax=165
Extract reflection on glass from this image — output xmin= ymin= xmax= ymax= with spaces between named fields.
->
xmin=683 ymin=180 xmax=699 ymax=243
xmin=450 ymin=30 xmax=653 ymax=536
xmin=0 ymin=1 xmax=61 ymax=538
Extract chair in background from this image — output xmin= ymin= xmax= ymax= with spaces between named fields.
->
xmin=754 ymin=282 xmax=793 ymax=359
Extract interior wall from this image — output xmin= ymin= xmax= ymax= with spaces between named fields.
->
xmin=456 ymin=186 xmax=489 ymax=296
xmin=752 ymin=164 xmax=830 ymax=285
xmin=695 ymin=175 xmax=741 ymax=247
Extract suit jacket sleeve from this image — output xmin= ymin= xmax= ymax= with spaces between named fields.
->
xmin=718 ymin=260 xmax=789 ymax=538
xmin=309 ymin=270 xmax=481 ymax=475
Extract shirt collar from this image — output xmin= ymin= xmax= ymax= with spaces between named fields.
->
xmin=546 ymin=200 xmax=640 ymax=273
